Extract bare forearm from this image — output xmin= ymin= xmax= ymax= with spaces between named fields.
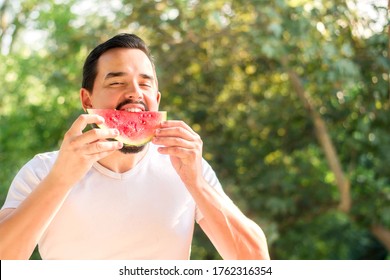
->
xmin=191 ymin=179 xmax=270 ymax=260
xmin=0 ymin=173 xmax=72 ymax=259
xmin=152 ymin=120 xmax=269 ymax=259
xmin=0 ymin=115 xmax=123 ymax=259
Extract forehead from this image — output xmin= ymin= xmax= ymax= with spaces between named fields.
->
xmin=97 ymin=48 xmax=154 ymax=76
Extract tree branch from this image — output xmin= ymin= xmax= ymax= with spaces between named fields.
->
xmin=281 ymin=56 xmax=351 ymax=213
xmin=388 ymin=0 xmax=390 ymax=101
xmin=371 ymin=224 xmax=390 ymax=252
xmin=0 ymin=0 xmax=9 ymax=41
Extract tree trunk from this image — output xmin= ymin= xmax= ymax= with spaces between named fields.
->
xmin=388 ymin=0 xmax=390 ymax=101
xmin=371 ymin=224 xmax=390 ymax=252
xmin=0 ymin=0 xmax=9 ymax=43
xmin=282 ymin=57 xmax=351 ymax=213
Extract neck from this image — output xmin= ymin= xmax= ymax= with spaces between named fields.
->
xmin=97 ymin=144 xmax=149 ymax=173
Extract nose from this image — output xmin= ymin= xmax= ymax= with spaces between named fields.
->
xmin=125 ymin=83 xmax=143 ymax=101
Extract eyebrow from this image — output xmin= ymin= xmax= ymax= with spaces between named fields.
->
xmin=104 ymin=72 xmax=155 ymax=82
xmin=104 ymin=72 xmax=127 ymax=79
xmin=139 ymin=73 xmax=155 ymax=82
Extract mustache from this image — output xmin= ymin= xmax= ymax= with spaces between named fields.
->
xmin=116 ymin=100 xmax=149 ymax=111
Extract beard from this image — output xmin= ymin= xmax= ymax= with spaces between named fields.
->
xmin=119 ymin=144 xmax=146 ymax=154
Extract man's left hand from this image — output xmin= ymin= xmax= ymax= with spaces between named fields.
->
xmin=152 ymin=120 xmax=204 ymax=189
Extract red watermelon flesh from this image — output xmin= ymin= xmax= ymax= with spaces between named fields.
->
xmin=87 ymin=109 xmax=167 ymax=147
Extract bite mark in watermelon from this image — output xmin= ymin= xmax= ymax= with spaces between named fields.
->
xmin=87 ymin=109 xmax=167 ymax=147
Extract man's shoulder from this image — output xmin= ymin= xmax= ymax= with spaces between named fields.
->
xmin=32 ymin=150 xmax=59 ymax=161
xmin=27 ymin=150 xmax=59 ymax=169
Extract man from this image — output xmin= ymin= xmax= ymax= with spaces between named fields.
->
xmin=0 ymin=33 xmax=269 ymax=260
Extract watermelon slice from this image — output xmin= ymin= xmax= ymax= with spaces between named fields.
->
xmin=87 ymin=109 xmax=167 ymax=147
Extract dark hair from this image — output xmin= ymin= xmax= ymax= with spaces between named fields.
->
xmin=82 ymin=33 xmax=154 ymax=92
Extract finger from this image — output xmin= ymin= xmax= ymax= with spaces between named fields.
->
xmin=155 ymin=128 xmax=195 ymax=142
xmin=69 ymin=114 xmax=105 ymax=135
xmin=159 ymin=120 xmax=198 ymax=136
xmin=152 ymin=136 xmax=194 ymax=148
xmin=89 ymin=149 xmax=119 ymax=161
xmin=156 ymin=123 xmax=200 ymax=142
xmin=84 ymin=140 xmax=123 ymax=155
xmin=71 ymin=128 xmax=120 ymax=147
xmin=157 ymin=146 xmax=194 ymax=158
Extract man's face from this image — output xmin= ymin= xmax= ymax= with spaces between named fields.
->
xmin=81 ymin=48 xmax=161 ymax=112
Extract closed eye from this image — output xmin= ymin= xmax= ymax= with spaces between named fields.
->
xmin=110 ymin=82 xmax=125 ymax=86
xmin=139 ymin=83 xmax=152 ymax=88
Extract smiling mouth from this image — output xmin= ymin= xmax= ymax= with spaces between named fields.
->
xmin=123 ymin=107 xmax=143 ymax=112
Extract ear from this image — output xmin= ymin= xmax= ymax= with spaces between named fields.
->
xmin=80 ymin=88 xmax=93 ymax=112
xmin=156 ymin=91 xmax=161 ymax=106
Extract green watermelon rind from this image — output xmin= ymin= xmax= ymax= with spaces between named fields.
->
xmin=97 ymin=123 xmax=158 ymax=147
xmin=87 ymin=109 xmax=167 ymax=147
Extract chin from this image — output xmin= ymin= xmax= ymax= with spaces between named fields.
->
xmin=119 ymin=144 xmax=146 ymax=154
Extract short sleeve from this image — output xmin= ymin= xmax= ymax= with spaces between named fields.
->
xmin=1 ymin=152 xmax=56 ymax=210
xmin=194 ymin=159 xmax=229 ymax=223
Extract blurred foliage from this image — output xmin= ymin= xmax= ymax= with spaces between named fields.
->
xmin=0 ymin=0 xmax=389 ymax=260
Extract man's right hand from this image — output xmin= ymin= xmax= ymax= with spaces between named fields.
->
xmin=50 ymin=114 xmax=123 ymax=187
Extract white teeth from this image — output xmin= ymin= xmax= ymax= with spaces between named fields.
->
xmin=125 ymin=108 xmax=142 ymax=112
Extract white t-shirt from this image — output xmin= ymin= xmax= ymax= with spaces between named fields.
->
xmin=2 ymin=144 xmax=223 ymax=259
